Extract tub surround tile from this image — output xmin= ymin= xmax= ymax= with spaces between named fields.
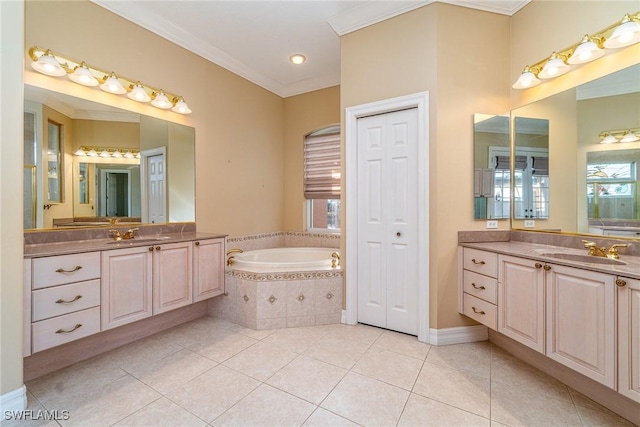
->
xmin=213 ymin=384 xmax=316 ymax=427
xmin=286 ymin=281 xmax=316 ymax=317
xmin=166 ymin=365 xmax=260 ymax=423
xmin=113 ymin=397 xmax=207 ymax=427
xmin=256 ymin=281 xmax=288 ymax=319
xmin=321 ymin=372 xmax=410 ymax=427
xmin=315 ymin=313 xmax=342 ymax=325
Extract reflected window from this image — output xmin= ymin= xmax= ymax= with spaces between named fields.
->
xmin=47 ymin=120 xmax=63 ymax=203
xmin=587 ymin=162 xmax=636 ymax=219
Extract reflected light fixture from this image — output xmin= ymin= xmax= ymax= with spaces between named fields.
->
xmin=74 ymin=148 xmax=87 ymax=156
xmin=68 ymin=62 xmax=99 ymax=86
xmin=112 ymin=149 xmax=122 ymax=158
xmin=127 ymin=82 xmax=151 ymax=102
xmin=620 ymin=130 xmax=640 ymax=143
xmin=600 ymin=133 xmax=618 ymax=144
xmin=538 ymin=52 xmax=570 ymax=79
xmin=124 ymin=151 xmax=134 ymax=159
xmin=74 ymin=146 xmax=140 ymax=158
xmin=512 ymin=66 xmax=541 ymax=89
xmin=289 ymin=54 xmax=306 ymax=65
xmin=100 ymin=72 xmax=127 ymax=94
xmin=31 ymin=50 xmax=66 ymax=76
xmin=598 ymin=128 xmax=640 ymax=144
xmin=567 ymin=35 xmax=605 ymax=64
xmin=604 ymin=13 xmax=640 ymax=48
xmin=151 ymin=90 xmax=172 ymax=109
xmin=513 ymin=11 xmax=640 ymax=90
xmin=28 ymin=46 xmax=193 ymax=114
xmin=87 ymin=149 xmax=98 ymax=157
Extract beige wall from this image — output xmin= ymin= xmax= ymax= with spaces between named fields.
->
xmin=341 ymin=3 xmax=511 ymax=328
xmin=25 ymin=0 xmax=285 ymax=237
xmin=283 ymin=86 xmax=340 ymax=231
xmin=73 ymin=120 xmax=139 ymax=151
xmin=1 ymin=0 xmax=25 ymax=397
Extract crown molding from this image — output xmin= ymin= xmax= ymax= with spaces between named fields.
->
xmin=327 ymin=1 xmax=434 ymax=36
xmin=441 ymin=0 xmax=530 ymax=16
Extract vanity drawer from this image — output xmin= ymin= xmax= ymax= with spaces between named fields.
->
xmin=463 ymin=248 xmax=497 ymax=278
xmin=463 ymin=293 xmax=497 ymax=330
xmin=31 ymin=306 xmax=101 ymax=353
xmin=463 ymin=270 xmax=497 ymax=304
xmin=32 ymin=252 xmax=101 ymax=289
xmin=32 ymin=279 xmax=100 ymax=322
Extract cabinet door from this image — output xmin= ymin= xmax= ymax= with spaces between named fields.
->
xmin=618 ymin=277 xmax=640 ymax=403
xmin=498 ymin=255 xmax=545 ymax=353
xmin=101 ymin=246 xmax=153 ymax=330
xmin=153 ymin=241 xmax=193 ymax=314
xmin=546 ymin=264 xmax=615 ymax=388
xmin=193 ymin=238 xmax=225 ymax=302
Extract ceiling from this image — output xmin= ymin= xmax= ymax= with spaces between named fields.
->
xmin=92 ymin=0 xmax=530 ymax=98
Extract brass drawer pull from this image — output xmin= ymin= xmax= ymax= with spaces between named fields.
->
xmin=471 ymin=283 xmax=485 ymax=290
xmin=471 ymin=259 xmax=485 ymax=265
xmin=243 ymin=294 xmax=249 ymax=302
xmin=268 ymin=295 xmax=277 ymax=304
xmin=297 ymin=294 xmax=305 ymax=302
xmin=543 ymin=265 xmax=551 ymax=271
xmin=471 ymin=307 xmax=485 ymax=315
xmin=535 ymin=263 xmax=543 ymax=269
xmin=55 ymin=265 xmax=83 ymax=273
xmin=616 ymin=279 xmax=627 ymax=287
xmin=326 ymin=292 xmax=334 ymax=300
xmin=56 ymin=323 xmax=82 ymax=334
xmin=195 ymin=241 xmax=200 ymax=246
xmin=55 ymin=295 xmax=83 ymax=304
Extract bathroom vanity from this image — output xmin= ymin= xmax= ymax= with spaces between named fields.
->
xmin=23 ymin=225 xmax=225 ymax=364
xmin=458 ymin=235 xmax=640 ymax=410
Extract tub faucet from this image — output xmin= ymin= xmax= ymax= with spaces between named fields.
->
xmin=226 ymin=248 xmax=243 ymax=266
xmin=331 ymin=252 xmax=340 ymax=268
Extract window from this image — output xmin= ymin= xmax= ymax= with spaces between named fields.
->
xmin=304 ymin=126 xmax=340 ymax=232
xmin=587 ymin=161 xmax=636 ymax=219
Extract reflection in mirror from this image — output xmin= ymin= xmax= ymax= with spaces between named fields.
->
xmin=513 ymin=117 xmax=549 ymax=219
xmin=47 ymin=120 xmax=63 ymax=203
xmin=473 ymin=114 xmax=509 ymax=220
xmin=24 ymin=84 xmax=195 ymax=229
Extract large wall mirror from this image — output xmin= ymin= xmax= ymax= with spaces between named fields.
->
xmin=511 ymin=63 xmax=640 ymax=240
xmin=23 ymin=85 xmax=195 ymax=230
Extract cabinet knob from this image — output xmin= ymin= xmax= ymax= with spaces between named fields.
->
xmin=195 ymin=241 xmax=200 ymax=246
xmin=149 ymin=247 xmax=154 ymax=251
xmin=543 ymin=265 xmax=551 ymax=271
xmin=155 ymin=246 xmax=161 ymax=251
xmin=616 ymin=279 xmax=627 ymax=287
xmin=535 ymin=263 xmax=542 ymax=269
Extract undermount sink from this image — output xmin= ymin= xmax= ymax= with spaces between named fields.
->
xmin=105 ymin=236 xmax=171 ymax=245
xmin=540 ymin=252 xmax=626 ymax=265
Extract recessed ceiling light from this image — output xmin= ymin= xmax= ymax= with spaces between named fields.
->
xmin=289 ymin=54 xmax=306 ymax=65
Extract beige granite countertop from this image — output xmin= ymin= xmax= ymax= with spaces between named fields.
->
xmin=460 ymin=241 xmax=640 ymax=280
xmin=25 ymin=232 xmax=226 ymax=258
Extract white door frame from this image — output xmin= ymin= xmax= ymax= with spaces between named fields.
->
xmin=345 ymin=92 xmax=430 ymax=343
xmin=140 ymin=147 xmax=166 ymax=223
xmin=99 ymin=169 xmax=132 ymax=217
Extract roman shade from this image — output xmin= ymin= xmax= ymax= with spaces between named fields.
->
xmin=495 ymin=155 xmax=527 ymax=171
xmin=304 ymin=132 xmax=341 ymax=199
xmin=532 ymin=157 xmax=549 ymax=175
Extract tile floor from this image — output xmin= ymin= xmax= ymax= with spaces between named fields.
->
xmin=10 ymin=316 xmax=636 ymax=427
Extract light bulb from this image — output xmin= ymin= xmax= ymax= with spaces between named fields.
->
xmin=289 ymin=54 xmax=306 ymax=65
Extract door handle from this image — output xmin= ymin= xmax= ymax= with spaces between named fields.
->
xmin=396 ymin=232 xmax=401 ymax=237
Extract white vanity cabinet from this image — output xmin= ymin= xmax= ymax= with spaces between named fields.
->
xmin=460 ymin=248 xmax=498 ymax=329
xmin=193 ymin=238 xmax=225 ymax=302
xmin=153 ymin=241 xmax=193 ymax=314
xmin=29 ymin=252 xmax=102 ymax=353
xmin=497 ymin=254 xmax=545 ymax=353
xmin=545 ymin=264 xmax=616 ymax=388
xmin=618 ymin=276 xmax=640 ymax=403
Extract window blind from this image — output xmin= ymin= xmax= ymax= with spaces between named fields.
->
xmin=304 ymin=132 xmax=341 ymax=199
xmin=495 ymin=155 xmax=527 ymax=171
xmin=532 ymin=157 xmax=549 ymax=175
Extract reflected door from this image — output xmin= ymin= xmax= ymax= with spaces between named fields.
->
xmin=147 ymin=154 xmax=166 ymax=223
xmin=356 ymin=108 xmax=419 ymax=336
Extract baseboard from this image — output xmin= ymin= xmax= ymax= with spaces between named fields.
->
xmin=0 ymin=385 xmax=26 ymax=413
xmin=429 ymin=325 xmax=488 ymax=346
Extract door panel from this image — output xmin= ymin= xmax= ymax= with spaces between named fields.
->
xmin=357 ymin=108 xmax=418 ymax=335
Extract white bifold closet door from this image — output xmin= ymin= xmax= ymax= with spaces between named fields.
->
xmin=356 ymin=107 xmax=419 ymax=336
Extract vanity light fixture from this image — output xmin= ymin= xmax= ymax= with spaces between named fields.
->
xmin=599 ymin=128 xmax=640 ymax=144
xmin=513 ymin=11 xmax=640 ymax=90
xmin=124 ymin=151 xmax=134 ymax=159
xmin=68 ymin=62 xmax=99 ymax=86
xmin=111 ymin=149 xmax=122 ymax=158
xmin=151 ymin=90 xmax=172 ymax=109
xmin=28 ymin=46 xmax=192 ymax=114
xmin=100 ymin=72 xmax=127 ymax=95
xmin=127 ymin=82 xmax=151 ymax=103
xmin=31 ymin=50 xmax=67 ymax=77
xmin=74 ymin=148 xmax=87 ymax=156
xmin=87 ymin=149 xmax=98 ymax=157
xmin=603 ymin=13 xmax=640 ymax=48
xmin=567 ymin=35 xmax=605 ymax=65
xmin=99 ymin=149 xmax=111 ymax=158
